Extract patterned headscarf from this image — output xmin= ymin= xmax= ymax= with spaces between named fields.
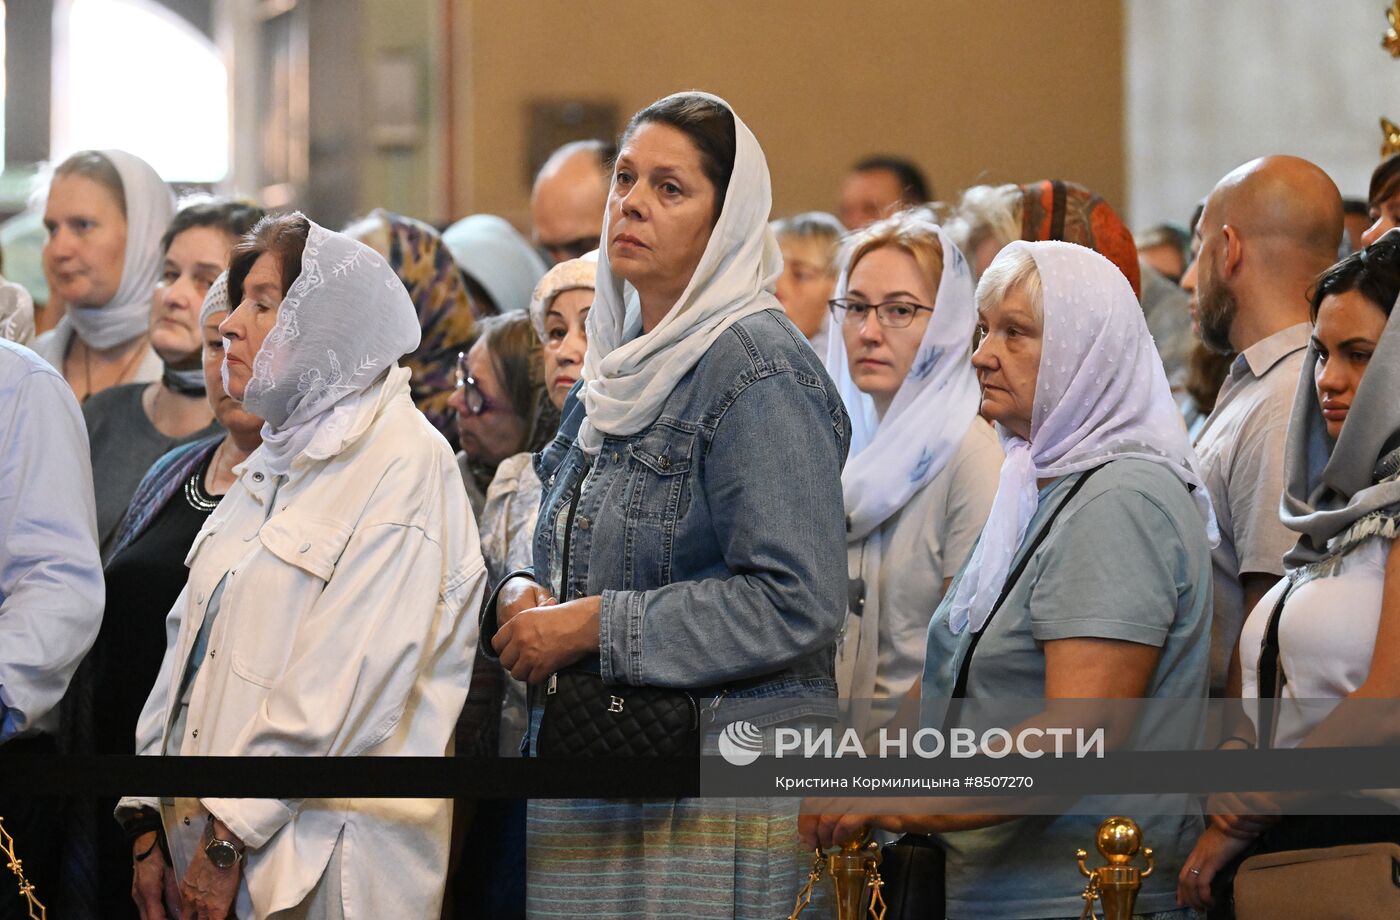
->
xmin=375 ymin=209 xmax=477 ymax=447
xmin=1020 ymin=180 xmax=1141 ymax=298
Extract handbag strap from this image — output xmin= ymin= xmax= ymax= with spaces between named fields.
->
xmin=950 ymin=464 xmax=1105 ymax=701
xmin=1255 ymin=573 xmax=1299 ymax=750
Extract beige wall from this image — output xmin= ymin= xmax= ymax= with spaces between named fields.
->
xmin=448 ymin=0 xmax=1126 ymax=230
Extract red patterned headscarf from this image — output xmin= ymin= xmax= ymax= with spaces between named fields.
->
xmin=1020 ymin=180 xmax=1141 ymax=298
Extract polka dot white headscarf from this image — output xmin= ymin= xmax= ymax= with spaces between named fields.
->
xmin=947 ymin=240 xmax=1217 ymax=634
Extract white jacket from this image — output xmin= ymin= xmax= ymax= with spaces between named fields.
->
xmin=119 ymin=370 xmax=484 ymax=918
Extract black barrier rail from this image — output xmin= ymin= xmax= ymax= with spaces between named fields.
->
xmin=1 ymin=756 xmax=703 ymax=798
xmin=3 ymin=747 xmax=1400 ymax=799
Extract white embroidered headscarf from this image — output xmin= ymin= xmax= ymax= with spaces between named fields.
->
xmin=946 ymin=240 xmax=1217 ymax=635
xmin=60 ymin=150 xmax=175 ymax=350
xmin=826 ymin=219 xmax=982 ymax=541
xmin=577 ymin=91 xmax=782 ymax=454
xmin=237 ymin=216 xmax=422 ymax=475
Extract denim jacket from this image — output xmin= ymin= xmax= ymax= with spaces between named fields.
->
xmin=487 ymin=309 xmax=850 ymax=703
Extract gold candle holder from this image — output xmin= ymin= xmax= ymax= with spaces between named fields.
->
xmin=0 ymin=816 xmax=47 ymax=920
xmin=789 ymin=830 xmax=887 ymax=920
xmin=1075 ymin=816 xmax=1153 ymax=920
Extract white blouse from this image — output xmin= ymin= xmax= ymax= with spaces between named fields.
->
xmin=1240 ymin=535 xmax=1390 ymax=748
xmin=118 ymin=372 xmax=485 ymax=918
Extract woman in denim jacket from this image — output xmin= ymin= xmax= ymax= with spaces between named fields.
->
xmin=481 ymin=91 xmax=850 ymax=917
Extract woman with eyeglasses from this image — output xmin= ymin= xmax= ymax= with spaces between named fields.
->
xmin=824 ymin=212 xmax=1000 ymax=712
xmin=449 ymin=312 xmax=560 ymax=523
xmin=449 ymin=311 xmax=559 ymax=756
xmin=804 ymin=241 xmax=1216 ymax=920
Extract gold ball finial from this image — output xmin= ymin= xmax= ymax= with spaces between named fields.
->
xmin=1095 ymin=816 xmax=1142 ymax=865
xmin=1383 ymin=117 xmax=1400 ymax=160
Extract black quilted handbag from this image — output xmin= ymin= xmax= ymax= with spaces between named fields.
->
xmin=535 ymin=668 xmax=703 ymax=758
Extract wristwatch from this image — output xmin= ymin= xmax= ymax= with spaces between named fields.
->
xmin=202 ymin=814 xmax=245 ymax=870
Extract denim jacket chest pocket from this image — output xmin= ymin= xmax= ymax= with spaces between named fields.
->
xmin=616 ymin=421 xmax=697 ymax=588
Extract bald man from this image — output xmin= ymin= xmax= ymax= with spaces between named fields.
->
xmin=1184 ymin=155 xmax=1344 ymax=696
xmin=531 ymin=140 xmax=613 ymax=264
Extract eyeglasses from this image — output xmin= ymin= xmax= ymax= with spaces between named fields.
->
xmin=455 ymin=351 xmax=497 ymax=416
xmin=828 ymin=298 xmax=934 ymax=329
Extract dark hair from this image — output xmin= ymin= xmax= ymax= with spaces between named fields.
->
xmin=1369 ymin=154 xmax=1400 ymax=209
xmin=1309 ymin=232 xmax=1400 ymax=320
xmin=622 ymin=93 xmax=736 ymax=224
xmin=227 ymin=213 xmax=310 ymax=308
xmin=160 ymin=199 xmax=266 ymax=255
xmin=1188 ymin=201 xmax=1206 ymax=237
xmin=1343 ymin=197 xmax=1370 ymax=218
xmin=53 ymin=151 xmax=126 ymax=216
xmin=853 ymin=155 xmax=931 ymax=205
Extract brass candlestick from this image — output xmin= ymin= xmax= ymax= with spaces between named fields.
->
xmin=0 ymin=816 xmax=47 ymax=920
xmin=789 ymin=830 xmax=887 ymax=920
xmin=1075 ymin=816 xmax=1153 ymax=920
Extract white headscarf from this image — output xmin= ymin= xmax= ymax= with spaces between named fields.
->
xmin=825 ymin=220 xmax=982 ymax=541
xmin=442 ymin=214 xmax=549 ymax=314
xmin=200 ymin=271 xmax=230 ymax=327
xmin=578 ymin=91 xmax=781 ymax=454
xmin=528 ymin=251 xmax=597 ymax=342
xmin=0 ymin=276 xmax=34 ymax=345
xmin=237 ymin=216 xmax=422 ymax=475
xmin=946 ymin=240 xmax=1217 ymax=635
xmin=62 ymin=150 xmax=175 ymax=350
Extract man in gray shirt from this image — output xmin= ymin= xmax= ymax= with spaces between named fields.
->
xmin=1184 ymin=155 xmax=1344 ymax=696
xmin=0 ymin=339 xmax=104 ymax=918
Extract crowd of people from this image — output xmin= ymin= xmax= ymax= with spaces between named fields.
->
xmin=0 ymin=87 xmax=1398 ymax=919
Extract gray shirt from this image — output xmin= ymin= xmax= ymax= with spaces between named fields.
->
xmin=839 ymin=418 xmax=1001 ymax=702
xmin=922 ymin=458 xmax=1212 ymax=920
xmin=83 ymin=382 xmax=222 ymax=557
xmin=1193 ymin=322 xmax=1308 ymax=695
xmin=0 ymin=341 xmax=104 ymax=740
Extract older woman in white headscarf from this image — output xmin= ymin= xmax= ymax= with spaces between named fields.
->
xmin=826 ymin=212 xmax=1000 ymax=710
xmin=115 ymin=214 xmax=484 ymax=920
xmin=804 ymin=240 xmax=1217 ymax=920
xmin=37 ymin=149 xmax=174 ymax=398
xmin=479 ymin=91 xmax=849 ymax=918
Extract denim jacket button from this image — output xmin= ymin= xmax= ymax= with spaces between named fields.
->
xmin=611 ymin=451 xmax=621 ymax=463
xmin=658 ymin=455 xmax=671 ymax=470
xmin=578 ymin=516 xmax=591 ymax=531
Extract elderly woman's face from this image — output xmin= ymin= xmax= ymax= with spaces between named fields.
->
xmin=608 ymin=121 xmax=717 ymax=321
xmin=971 ymin=285 xmax=1042 ymax=441
xmin=450 ymin=339 xmax=529 ymax=466
xmin=43 ymin=174 xmax=128 ymax=309
xmin=1312 ymin=289 xmax=1388 ymax=440
xmin=541 ymin=287 xmax=592 ymax=410
xmin=775 ymin=237 xmax=836 ymax=339
xmin=202 ymin=311 xmax=265 ymax=441
xmin=151 ymin=226 xmax=234 ymax=366
xmin=219 ymin=251 xmax=284 ymax=401
xmin=842 ymin=245 xmax=935 ymax=413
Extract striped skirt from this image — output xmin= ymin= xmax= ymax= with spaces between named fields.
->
xmin=526 ymin=797 xmax=829 ymax=919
